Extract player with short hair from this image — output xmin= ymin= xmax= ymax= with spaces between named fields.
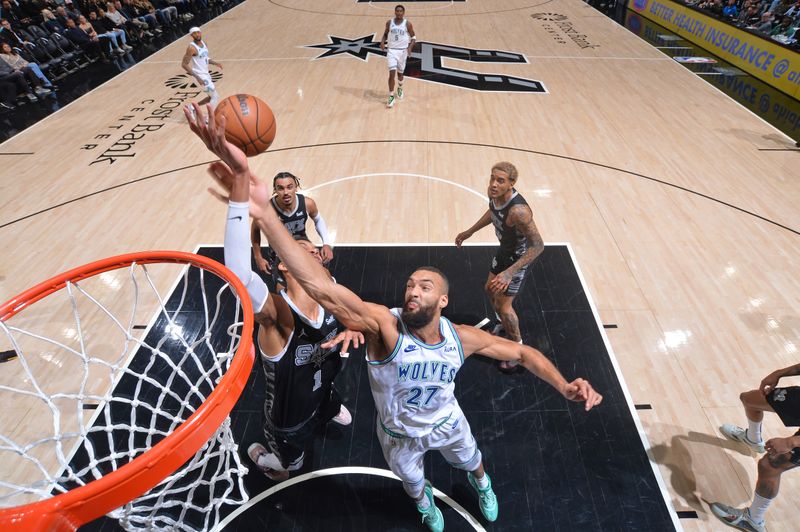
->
xmin=455 ymin=162 xmax=544 ymax=371
xmin=187 ymin=105 xmax=355 ymax=482
xmin=251 ymin=171 xmax=334 ymax=275
xmin=712 ymin=362 xmax=800 ymax=532
xmin=186 ymin=105 xmax=602 ymax=531
xmin=182 ymin=26 xmax=222 ymax=107
xmin=380 ymin=4 xmax=415 ymax=108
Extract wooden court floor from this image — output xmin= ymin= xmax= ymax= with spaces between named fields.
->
xmin=0 ymin=0 xmax=798 ymax=530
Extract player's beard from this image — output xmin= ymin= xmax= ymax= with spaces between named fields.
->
xmin=401 ymin=302 xmax=437 ymax=329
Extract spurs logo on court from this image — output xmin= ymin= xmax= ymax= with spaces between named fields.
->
xmin=306 ymin=35 xmax=546 ymax=93
xmin=164 ymin=70 xmax=223 ymax=90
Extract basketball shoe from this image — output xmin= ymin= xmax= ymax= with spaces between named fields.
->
xmin=247 ymin=443 xmax=291 ymax=482
xmin=417 ymin=483 xmax=444 ymax=532
xmin=332 ymin=404 xmax=352 ymax=426
xmin=710 ymin=503 xmax=766 ymax=532
xmin=387 ymin=94 xmax=396 ymax=108
xmin=720 ymin=424 xmax=766 ymax=453
xmin=397 ymin=85 xmax=404 ymax=100
xmin=468 ymin=472 xmax=498 ymax=522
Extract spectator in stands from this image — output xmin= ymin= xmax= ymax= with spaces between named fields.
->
xmin=87 ymin=10 xmax=131 ymax=53
xmin=0 ymin=51 xmax=44 ymax=103
xmin=0 ymin=40 xmax=51 ymax=87
xmin=723 ymin=0 xmax=740 ymax=18
xmin=55 ymin=5 xmax=75 ymax=25
xmin=118 ymin=0 xmax=160 ymax=34
xmin=0 ymin=17 xmax=29 ymax=47
xmin=770 ymin=15 xmax=797 ymax=40
xmin=41 ymin=7 xmax=66 ymax=32
xmin=102 ymin=3 xmax=149 ymax=41
xmin=64 ymin=0 xmax=82 ymax=21
xmin=783 ymin=0 xmax=800 ymax=21
xmin=739 ymin=2 xmax=762 ymax=25
xmin=17 ymin=0 xmax=44 ymax=25
xmin=0 ymin=0 xmax=28 ymax=27
xmin=63 ymin=16 xmax=105 ymax=59
xmin=148 ymin=0 xmax=177 ymax=27
xmin=755 ymin=10 xmax=776 ymax=32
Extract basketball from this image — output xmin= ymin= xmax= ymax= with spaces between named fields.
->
xmin=214 ymin=94 xmax=277 ymax=156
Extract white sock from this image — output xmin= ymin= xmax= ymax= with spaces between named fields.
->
xmin=471 ymin=472 xmax=490 ymax=489
xmin=416 ymin=493 xmax=431 ymax=510
xmin=747 ymin=419 xmax=763 ymax=443
xmin=747 ymin=492 xmax=772 ymax=523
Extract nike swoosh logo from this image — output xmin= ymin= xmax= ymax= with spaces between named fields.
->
xmin=228 ymin=216 xmax=243 ymax=221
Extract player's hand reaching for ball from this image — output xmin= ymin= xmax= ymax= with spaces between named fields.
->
xmin=184 ymin=102 xmax=248 ymax=176
xmin=561 ymin=378 xmax=603 ymax=411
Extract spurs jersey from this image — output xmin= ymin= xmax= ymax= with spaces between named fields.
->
xmin=490 ymin=190 xmax=530 ymax=258
xmin=271 ymin=193 xmax=309 ymax=240
xmin=260 ymin=291 xmax=342 ymax=429
xmin=388 ymin=18 xmax=411 ymax=49
xmin=189 ymin=41 xmax=210 ymax=77
xmin=368 ymin=309 xmax=465 ymax=438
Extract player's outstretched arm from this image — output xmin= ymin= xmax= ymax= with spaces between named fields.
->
xmin=456 ymin=325 xmax=603 ymax=411
xmin=186 ymin=103 xmax=385 ymax=335
xmin=253 ymin=200 xmax=383 ymax=334
xmin=455 ymin=209 xmax=492 ymax=247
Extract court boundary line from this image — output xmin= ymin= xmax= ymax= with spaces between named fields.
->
xmin=213 ymin=466 xmax=485 ymax=531
xmin=267 ymin=0 xmax=554 ymax=17
xmin=564 ymin=241 xmax=683 ymax=531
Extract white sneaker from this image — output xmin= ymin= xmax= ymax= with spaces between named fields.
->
xmin=710 ymin=502 xmax=765 ymax=532
xmin=332 ymin=404 xmax=352 ymax=426
xmin=720 ymin=424 xmax=766 ymax=453
xmin=247 ymin=443 xmax=289 ymax=481
xmin=397 ymin=85 xmax=404 ymax=100
xmin=387 ymin=95 xmax=395 ymax=108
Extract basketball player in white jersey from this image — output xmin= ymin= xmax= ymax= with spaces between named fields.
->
xmin=380 ymin=4 xmax=415 ymax=108
xmin=251 ymin=171 xmax=334 ymax=274
xmin=181 ymin=26 xmax=222 ymax=107
xmin=186 ymin=105 xmax=602 ymax=532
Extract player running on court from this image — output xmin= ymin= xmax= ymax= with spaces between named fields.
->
xmin=380 ymin=4 xmax=415 ymax=108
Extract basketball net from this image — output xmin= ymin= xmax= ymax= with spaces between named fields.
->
xmin=0 ymin=252 xmax=254 ymax=530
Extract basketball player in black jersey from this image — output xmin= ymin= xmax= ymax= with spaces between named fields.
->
xmin=251 ymin=171 xmax=334 ymax=274
xmin=198 ymin=159 xmax=357 ymax=481
xmin=455 ymin=162 xmax=544 ymax=371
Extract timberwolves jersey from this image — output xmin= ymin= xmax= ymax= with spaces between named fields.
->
xmin=271 ymin=193 xmax=309 ymax=240
xmin=189 ymin=41 xmax=210 ymax=76
xmin=388 ymin=18 xmax=411 ymax=49
xmin=490 ymin=190 xmax=529 ymax=258
xmin=367 ymin=309 xmax=464 ymax=438
xmin=261 ymin=291 xmax=342 ymax=429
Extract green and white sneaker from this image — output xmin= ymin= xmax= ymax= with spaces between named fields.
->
xmin=710 ymin=502 xmax=766 ymax=532
xmin=468 ymin=472 xmax=498 ymax=522
xmin=397 ymin=85 xmax=404 ymax=100
xmin=387 ymin=94 xmax=396 ymax=108
xmin=417 ymin=482 xmax=444 ymax=532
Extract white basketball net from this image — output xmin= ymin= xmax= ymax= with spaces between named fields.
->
xmin=0 ymin=260 xmax=250 ymax=530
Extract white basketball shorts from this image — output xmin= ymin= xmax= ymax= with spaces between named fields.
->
xmin=386 ymin=47 xmax=408 ymax=73
xmin=376 ymin=409 xmax=483 ymax=487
